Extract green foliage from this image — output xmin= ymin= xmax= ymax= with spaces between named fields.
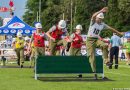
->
xmin=105 ymin=0 xmax=130 ymax=31
xmin=23 ymin=0 xmax=130 ymax=37
xmin=23 ymin=0 xmax=105 ymax=33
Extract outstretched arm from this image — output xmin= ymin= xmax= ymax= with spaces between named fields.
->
xmin=91 ymin=7 xmax=108 ymax=20
xmin=46 ymin=26 xmax=56 ymax=41
xmin=107 ymin=25 xmax=124 ymax=36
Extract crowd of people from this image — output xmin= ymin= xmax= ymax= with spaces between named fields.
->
xmin=3 ymin=7 xmax=130 ymax=79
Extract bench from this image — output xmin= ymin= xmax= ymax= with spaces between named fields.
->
xmin=35 ymin=56 xmax=104 ymax=80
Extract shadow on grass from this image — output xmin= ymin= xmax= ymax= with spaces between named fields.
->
xmin=0 ymin=65 xmax=31 ymax=68
xmin=36 ymin=76 xmax=115 ymax=82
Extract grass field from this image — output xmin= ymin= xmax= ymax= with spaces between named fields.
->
xmin=0 ymin=61 xmax=130 ymax=90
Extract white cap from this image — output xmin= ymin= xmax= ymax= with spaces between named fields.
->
xmin=17 ymin=32 xmax=22 ymax=37
xmin=58 ymin=20 xmax=66 ymax=29
xmin=75 ymin=24 xmax=83 ymax=30
xmin=35 ymin=23 xmax=42 ymax=28
xmin=96 ymin=13 xmax=104 ymax=19
xmin=25 ymin=36 xmax=30 ymax=41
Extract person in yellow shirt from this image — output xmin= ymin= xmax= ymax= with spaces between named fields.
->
xmin=13 ymin=32 xmax=25 ymax=68
xmin=124 ymin=38 xmax=130 ymax=65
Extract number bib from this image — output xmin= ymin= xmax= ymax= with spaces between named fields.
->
xmin=87 ymin=23 xmax=105 ymax=38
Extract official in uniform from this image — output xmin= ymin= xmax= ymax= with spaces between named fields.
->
xmin=109 ymin=33 xmax=122 ymax=69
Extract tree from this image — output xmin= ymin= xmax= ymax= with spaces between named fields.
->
xmin=23 ymin=0 xmax=62 ymax=32
xmin=105 ymin=0 xmax=130 ymax=34
xmin=73 ymin=0 xmax=105 ymax=33
xmin=23 ymin=0 xmax=106 ymax=33
xmin=23 ymin=0 xmax=130 ymax=37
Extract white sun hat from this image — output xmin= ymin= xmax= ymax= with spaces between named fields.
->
xmin=35 ymin=23 xmax=42 ymax=28
xmin=58 ymin=20 xmax=66 ymax=29
xmin=96 ymin=13 xmax=104 ymax=19
xmin=75 ymin=24 xmax=83 ymax=30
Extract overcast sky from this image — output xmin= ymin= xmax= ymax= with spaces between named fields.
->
xmin=0 ymin=0 xmax=27 ymax=19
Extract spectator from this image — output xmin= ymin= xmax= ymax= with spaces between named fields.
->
xmin=124 ymin=38 xmax=130 ymax=65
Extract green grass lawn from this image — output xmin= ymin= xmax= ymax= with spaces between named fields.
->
xmin=0 ymin=61 xmax=130 ymax=90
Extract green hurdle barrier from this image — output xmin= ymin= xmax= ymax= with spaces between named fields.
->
xmin=35 ymin=56 xmax=104 ymax=80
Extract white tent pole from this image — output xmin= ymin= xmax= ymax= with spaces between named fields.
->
xmin=70 ymin=0 xmax=73 ymax=34
xmin=63 ymin=13 xmax=65 ymax=20
xmin=39 ymin=0 xmax=41 ymax=22
xmin=37 ymin=12 xmax=39 ymax=22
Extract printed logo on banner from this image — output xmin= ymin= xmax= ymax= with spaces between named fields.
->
xmin=11 ymin=29 xmax=16 ymax=33
xmin=0 ymin=30 xmax=2 ymax=33
xmin=25 ymin=30 xmax=30 ymax=34
xmin=32 ymin=30 xmax=36 ymax=33
xmin=8 ymin=22 xmax=25 ymax=28
xmin=3 ymin=29 xmax=9 ymax=33
xmin=18 ymin=29 xmax=23 ymax=33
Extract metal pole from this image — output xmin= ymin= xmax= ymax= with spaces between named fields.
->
xmin=62 ymin=2 xmax=65 ymax=20
xmin=74 ymin=1 xmax=77 ymax=28
xmin=70 ymin=0 xmax=73 ymax=34
xmin=63 ymin=13 xmax=65 ymax=20
xmin=39 ymin=0 xmax=41 ymax=22
xmin=37 ymin=12 xmax=38 ymax=22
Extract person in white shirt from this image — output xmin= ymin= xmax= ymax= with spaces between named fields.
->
xmin=86 ymin=7 xmax=123 ymax=79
